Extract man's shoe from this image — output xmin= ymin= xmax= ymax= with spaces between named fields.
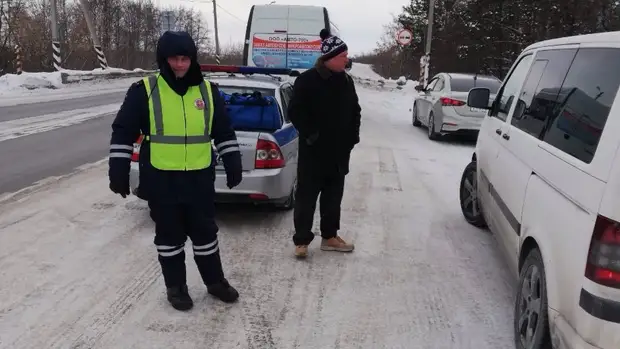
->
xmin=295 ymin=245 xmax=308 ymax=258
xmin=166 ymin=285 xmax=193 ymax=311
xmin=207 ymin=278 xmax=239 ymax=303
xmin=320 ymin=236 xmax=354 ymax=252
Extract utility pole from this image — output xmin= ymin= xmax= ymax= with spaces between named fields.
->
xmin=421 ymin=0 xmax=435 ymax=87
xmin=79 ymin=0 xmax=108 ymax=69
xmin=50 ymin=0 xmax=61 ymax=70
xmin=212 ymin=0 xmax=221 ymax=64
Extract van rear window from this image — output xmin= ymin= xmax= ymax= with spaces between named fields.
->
xmin=250 ymin=33 xmax=322 ymax=69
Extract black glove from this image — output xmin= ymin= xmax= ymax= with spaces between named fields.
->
xmin=221 ymin=152 xmax=242 ymax=189
xmin=109 ymin=160 xmax=130 ymax=198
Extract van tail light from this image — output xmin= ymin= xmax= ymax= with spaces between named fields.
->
xmin=131 ymin=135 xmax=144 ymax=162
xmin=255 ymin=139 xmax=284 ymax=169
xmin=585 ymin=214 xmax=620 ymax=288
xmin=440 ymin=97 xmax=465 ymax=106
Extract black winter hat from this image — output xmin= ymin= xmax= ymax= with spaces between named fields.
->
xmin=319 ymin=28 xmax=348 ymax=61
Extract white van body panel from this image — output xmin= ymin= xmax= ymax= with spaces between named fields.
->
xmin=464 ymin=30 xmax=620 ymax=349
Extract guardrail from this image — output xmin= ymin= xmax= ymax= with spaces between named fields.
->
xmin=60 ymin=70 xmax=156 ymax=84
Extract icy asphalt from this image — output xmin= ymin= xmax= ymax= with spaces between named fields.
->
xmin=0 ymin=85 xmax=516 ymax=349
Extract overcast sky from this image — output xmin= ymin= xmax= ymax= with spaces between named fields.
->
xmin=156 ymin=0 xmax=409 ymax=55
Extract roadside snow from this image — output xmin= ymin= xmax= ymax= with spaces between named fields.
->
xmin=0 ymin=72 xmax=64 ymax=90
xmin=0 ymin=82 xmax=514 ymax=349
xmin=0 ymin=68 xmax=145 ymax=106
xmin=349 ymin=62 xmax=385 ymax=81
xmin=349 ymin=63 xmax=416 ymax=91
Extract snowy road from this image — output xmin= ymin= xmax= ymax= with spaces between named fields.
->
xmin=0 ymin=92 xmax=123 ymax=196
xmin=0 ymin=91 xmax=124 ymax=122
xmin=0 ymin=85 xmax=516 ymax=349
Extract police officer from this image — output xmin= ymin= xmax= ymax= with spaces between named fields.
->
xmin=108 ymin=31 xmax=242 ymax=311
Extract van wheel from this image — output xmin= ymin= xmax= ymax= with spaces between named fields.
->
xmin=427 ymin=113 xmax=439 ymax=140
xmin=459 ymin=161 xmax=487 ymax=228
xmin=515 ymin=248 xmax=551 ymax=349
xmin=275 ymin=179 xmax=296 ymax=211
xmin=412 ymin=104 xmax=421 ymax=127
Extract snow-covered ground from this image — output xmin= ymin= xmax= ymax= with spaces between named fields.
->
xmin=0 ymin=80 xmax=515 ymax=348
xmin=0 ymin=68 xmax=146 ymax=107
xmin=349 ymin=62 xmax=385 ymax=81
xmin=349 ymin=63 xmax=416 ymax=92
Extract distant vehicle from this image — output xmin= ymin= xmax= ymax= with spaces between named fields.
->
xmin=460 ymin=31 xmax=620 ymax=349
xmin=243 ymin=4 xmax=341 ymax=70
xmin=411 ymin=73 xmax=501 ymax=139
xmin=130 ymin=65 xmax=300 ymax=210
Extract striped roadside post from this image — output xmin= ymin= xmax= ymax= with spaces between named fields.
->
xmin=15 ymin=45 xmax=23 ymax=75
xmin=94 ymin=45 xmax=108 ymax=69
xmin=52 ymin=41 xmax=61 ymax=71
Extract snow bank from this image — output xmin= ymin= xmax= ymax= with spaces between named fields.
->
xmin=349 ymin=62 xmax=385 ymax=81
xmin=0 ymin=71 xmax=64 ymax=90
xmin=349 ymin=63 xmax=417 ymax=91
xmin=0 ymin=67 xmax=149 ymax=106
xmin=0 ymin=67 xmax=148 ymax=94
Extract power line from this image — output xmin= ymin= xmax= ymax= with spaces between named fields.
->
xmin=216 ymin=3 xmax=245 ymax=23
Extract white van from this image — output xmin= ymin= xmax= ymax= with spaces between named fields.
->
xmin=242 ymin=4 xmax=340 ymax=70
xmin=460 ymin=31 xmax=620 ymax=349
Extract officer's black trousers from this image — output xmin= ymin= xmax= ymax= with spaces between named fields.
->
xmin=149 ymin=201 xmax=225 ymax=288
xmin=293 ymin=168 xmax=346 ymax=246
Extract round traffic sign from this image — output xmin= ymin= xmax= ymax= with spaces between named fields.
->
xmin=396 ymin=29 xmax=413 ymax=45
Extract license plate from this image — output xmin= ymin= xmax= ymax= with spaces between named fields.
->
xmin=470 ymin=107 xmax=486 ymax=113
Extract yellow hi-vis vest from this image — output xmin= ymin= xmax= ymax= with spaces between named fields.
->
xmin=143 ymin=74 xmax=215 ymax=171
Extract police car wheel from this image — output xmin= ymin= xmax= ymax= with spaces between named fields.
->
xmin=276 ymin=180 xmax=296 ymax=211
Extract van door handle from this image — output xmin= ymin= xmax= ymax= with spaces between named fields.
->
xmin=495 ymin=129 xmax=502 ymax=135
xmin=502 ymin=134 xmax=510 ymax=140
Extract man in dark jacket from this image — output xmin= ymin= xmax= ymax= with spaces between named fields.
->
xmin=288 ymin=29 xmax=362 ymax=258
xmin=108 ymin=31 xmax=242 ymax=311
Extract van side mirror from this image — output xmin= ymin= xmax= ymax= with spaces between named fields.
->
xmin=467 ymin=87 xmax=491 ymax=109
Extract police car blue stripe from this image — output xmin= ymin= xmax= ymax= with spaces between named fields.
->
xmin=273 ymin=124 xmax=298 ymax=146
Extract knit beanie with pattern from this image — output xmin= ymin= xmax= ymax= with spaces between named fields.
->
xmin=319 ymin=29 xmax=348 ymax=61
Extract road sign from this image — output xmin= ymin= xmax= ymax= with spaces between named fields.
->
xmin=396 ymin=29 xmax=413 ymax=46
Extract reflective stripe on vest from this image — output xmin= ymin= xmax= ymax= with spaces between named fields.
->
xmin=143 ymin=75 xmax=215 ymax=171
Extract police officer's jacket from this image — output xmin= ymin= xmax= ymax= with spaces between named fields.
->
xmin=108 ymin=32 xmax=240 ymax=203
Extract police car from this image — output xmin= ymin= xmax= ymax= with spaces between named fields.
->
xmin=129 ymin=65 xmax=300 ymax=210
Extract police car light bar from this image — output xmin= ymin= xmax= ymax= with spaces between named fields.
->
xmin=200 ymin=64 xmax=300 ymax=77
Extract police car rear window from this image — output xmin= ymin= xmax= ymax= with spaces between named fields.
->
xmin=218 ymin=86 xmax=276 ymax=97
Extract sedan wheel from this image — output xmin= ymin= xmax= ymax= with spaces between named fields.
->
xmin=412 ymin=104 xmax=421 ymax=127
xmin=427 ymin=113 xmax=439 ymax=140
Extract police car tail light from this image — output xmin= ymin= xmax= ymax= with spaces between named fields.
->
xmin=131 ymin=135 xmax=144 ymax=162
xmin=255 ymin=139 xmax=284 ymax=169
xmin=585 ymin=214 xmax=620 ymax=289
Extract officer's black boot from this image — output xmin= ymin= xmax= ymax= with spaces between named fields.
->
xmin=207 ymin=278 xmax=239 ymax=303
xmin=158 ymin=252 xmax=192 ymax=311
xmin=194 ymin=248 xmax=239 ymax=303
xmin=166 ymin=285 xmax=194 ymax=311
